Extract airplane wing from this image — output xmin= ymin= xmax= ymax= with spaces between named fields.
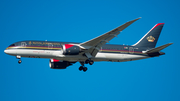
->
xmin=79 ymin=18 xmax=141 ymax=57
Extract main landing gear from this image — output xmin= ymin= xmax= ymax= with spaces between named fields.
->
xmin=79 ymin=59 xmax=94 ymax=72
xmin=79 ymin=65 xmax=88 ymax=72
xmin=85 ymin=59 xmax=94 ymax=65
xmin=16 ymin=55 xmax=22 ymax=64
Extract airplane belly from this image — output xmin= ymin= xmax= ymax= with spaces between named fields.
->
xmin=16 ymin=49 xmax=62 ymax=57
xmin=14 ymin=49 xmax=148 ymax=62
xmin=124 ymin=54 xmax=148 ymax=59
xmin=103 ymin=53 xmax=124 ymax=59
xmin=95 ymin=53 xmax=148 ymax=62
xmin=94 ymin=53 xmax=125 ymax=61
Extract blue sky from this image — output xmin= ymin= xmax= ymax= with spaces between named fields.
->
xmin=0 ymin=0 xmax=180 ymax=101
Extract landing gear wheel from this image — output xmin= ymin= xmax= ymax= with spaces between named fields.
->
xmin=89 ymin=60 xmax=94 ymax=65
xmin=18 ymin=60 xmax=22 ymax=64
xmin=83 ymin=67 xmax=88 ymax=72
xmin=79 ymin=61 xmax=88 ymax=72
xmin=85 ymin=59 xmax=90 ymax=64
xmin=79 ymin=66 xmax=83 ymax=71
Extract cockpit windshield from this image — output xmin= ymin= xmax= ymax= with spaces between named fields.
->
xmin=9 ymin=44 xmax=15 ymax=47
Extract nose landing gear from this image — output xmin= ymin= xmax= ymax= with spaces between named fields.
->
xmin=16 ymin=55 xmax=22 ymax=64
xmin=18 ymin=60 xmax=22 ymax=64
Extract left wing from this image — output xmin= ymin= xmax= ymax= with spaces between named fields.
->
xmin=79 ymin=18 xmax=141 ymax=57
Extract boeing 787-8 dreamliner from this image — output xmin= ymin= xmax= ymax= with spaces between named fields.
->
xmin=4 ymin=18 xmax=173 ymax=72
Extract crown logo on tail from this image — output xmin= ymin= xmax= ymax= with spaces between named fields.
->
xmin=147 ymin=36 xmax=155 ymax=42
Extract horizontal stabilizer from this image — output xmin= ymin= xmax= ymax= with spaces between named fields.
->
xmin=146 ymin=43 xmax=173 ymax=53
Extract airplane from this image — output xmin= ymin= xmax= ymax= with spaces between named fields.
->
xmin=4 ymin=18 xmax=173 ymax=72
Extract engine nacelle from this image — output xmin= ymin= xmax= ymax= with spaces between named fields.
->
xmin=49 ymin=59 xmax=75 ymax=69
xmin=62 ymin=44 xmax=81 ymax=55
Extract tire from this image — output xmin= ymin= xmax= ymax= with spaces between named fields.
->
xmin=18 ymin=60 xmax=22 ymax=64
xmin=83 ymin=67 xmax=88 ymax=72
xmin=85 ymin=60 xmax=89 ymax=64
xmin=89 ymin=60 xmax=94 ymax=65
xmin=79 ymin=66 xmax=83 ymax=71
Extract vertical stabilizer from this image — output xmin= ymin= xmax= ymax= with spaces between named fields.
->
xmin=133 ymin=23 xmax=164 ymax=48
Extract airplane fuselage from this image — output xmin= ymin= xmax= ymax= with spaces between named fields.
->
xmin=4 ymin=40 xmax=163 ymax=62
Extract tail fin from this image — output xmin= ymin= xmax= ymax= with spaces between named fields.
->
xmin=133 ymin=23 xmax=164 ymax=48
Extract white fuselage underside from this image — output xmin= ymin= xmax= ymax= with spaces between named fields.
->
xmin=5 ymin=49 xmax=149 ymax=62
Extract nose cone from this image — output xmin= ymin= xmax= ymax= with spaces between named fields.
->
xmin=4 ymin=49 xmax=9 ymax=54
xmin=4 ymin=49 xmax=7 ymax=54
xmin=4 ymin=48 xmax=16 ymax=55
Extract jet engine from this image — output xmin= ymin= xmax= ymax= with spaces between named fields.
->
xmin=62 ymin=44 xmax=81 ymax=55
xmin=49 ymin=59 xmax=75 ymax=69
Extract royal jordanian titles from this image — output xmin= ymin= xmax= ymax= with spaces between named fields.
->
xmin=4 ymin=18 xmax=173 ymax=72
